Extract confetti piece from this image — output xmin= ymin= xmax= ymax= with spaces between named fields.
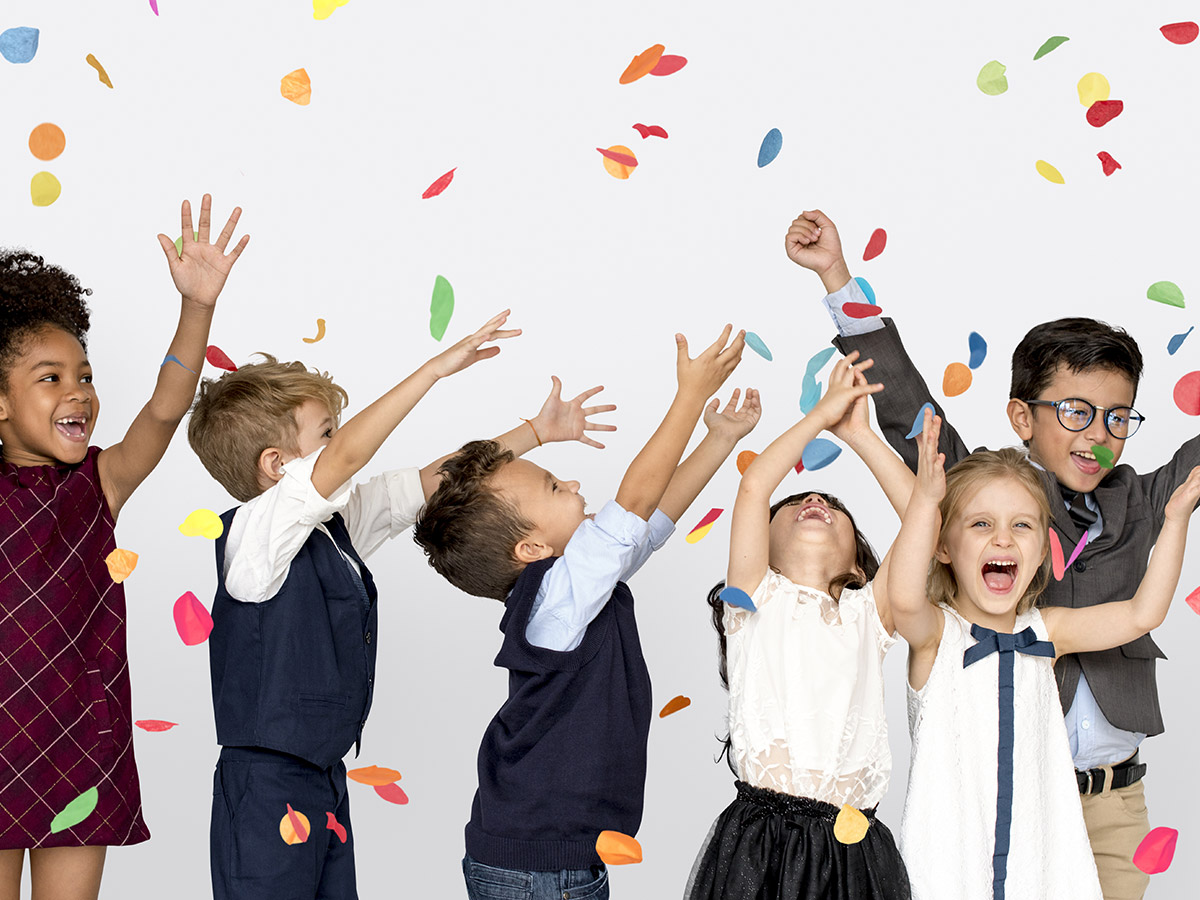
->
xmin=686 ymin=508 xmax=724 ymax=544
xmin=1091 ymin=445 xmax=1114 ymax=469
xmin=105 ymin=549 xmax=138 ymax=583
xmin=422 ymin=167 xmax=456 ymax=199
xmin=833 ymin=805 xmax=870 ymax=844
xmin=302 ymin=318 xmax=326 ymax=344
xmin=600 ymin=144 xmax=637 ymax=179
xmin=29 ymin=123 xmax=65 ymax=161
xmin=801 ymin=438 xmax=841 ymax=471
xmin=149 ymin=0 xmax=159 ymax=14
xmin=596 ymin=830 xmax=642 ymax=865
xmin=1186 ymin=586 xmax=1200 ymax=615
xmin=134 ymin=720 xmax=178 ymax=732
xmin=736 ymin=450 xmax=758 ymax=474
xmin=744 ymin=332 xmax=772 ymax=361
xmin=1077 ymin=72 xmax=1110 ymax=107
xmin=1174 ymin=372 xmax=1200 ymax=415
xmin=842 ymin=302 xmax=881 ymax=319
xmin=1168 ymin=326 xmax=1194 ymax=355
xmin=1133 ymin=827 xmax=1178 ymax=874
xmin=862 ymin=228 xmax=887 ymax=261
xmin=649 ymin=54 xmax=687 ymax=76
xmin=161 ymin=354 xmax=196 ymax=374
xmin=174 ymin=232 xmax=200 ymax=257
xmin=658 ymin=695 xmax=691 ymax=717
xmin=31 ymin=172 xmax=61 ymax=207
xmin=720 ymin=586 xmax=757 ymax=612
xmin=943 ymin=362 xmax=972 ymax=397
xmin=794 ymin=460 xmax=804 ymax=474
xmin=325 ymin=812 xmax=347 ymax=843
xmin=1049 ymin=528 xmax=1066 ymax=581
xmin=179 ymin=508 xmax=224 ymax=539
xmin=0 ymin=27 xmax=40 ymax=64
xmin=757 ymin=129 xmax=782 ymax=167
xmin=619 ymin=44 xmax=665 ymax=84
xmin=173 ymin=591 xmax=214 ymax=646
xmin=1035 ymin=160 xmax=1065 ymax=184
xmin=85 ymin=54 xmax=113 ymax=88
xmin=1147 ymin=281 xmax=1185 ymax=308
xmin=313 ymin=0 xmax=350 ymax=19
xmin=1160 ymin=22 xmax=1199 ymax=44
xmin=348 ymin=766 xmax=401 ymax=786
xmin=1033 ymin=36 xmax=1070 ymax=60
xmin=854 ymin=276 xmax=877 ymax=305
xmin=1097 ymin=151 xmax=1121 ymax=176
xmin=632 ymin=123 xmax=668 ymax=139
xmin=50 ymin=787 xmax=98 ymax=834
xmin=430 ymin=275 xmax=454 ymax=341
xmin=1065 ymin=531 xmax=1089 ymax=569
xmin=206 ymin=345 xmax=237 ymax=371
xmin=280 ymin=806 xmax=310 ymax=844
xmin=280 ymin=68 xmax=312 ymax=106
xmin=976 ymin=60 xmax=1008 ymax=95
xmin=1086 ymin=100 xmax=1123 ymax=127
xmin=968 ymin=332 xmax=987 ymax=369
xmin=804 ymin=347 xmax=837 ymax=378
xmin=799 ymin=376 xmax=822 ymax=415
xmin=906 ymin=402 xmax=935 ymax=439
xmin=374 ymin=783 xmax=409 ymax=804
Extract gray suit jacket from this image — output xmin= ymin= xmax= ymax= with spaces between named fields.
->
xmin=834 ymin=319 xmax=1200 ymax=736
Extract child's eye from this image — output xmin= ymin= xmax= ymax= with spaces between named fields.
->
xmin=1014 ymin=521 xmax=1031 ymax=529
xmin=80 ymin=374 xmax=93 ymax=383
xmin=39 ymin=374 xmax=59 ymax=383
xmin=323 ymin=429 xmax=333 ymax=438
xmin=551 ymin=482 xmax=559 ymax=492
xmin=972 ymin=520 xmax=989 ymax=528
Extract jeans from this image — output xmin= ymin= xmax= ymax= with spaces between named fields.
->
xmin=463 ymin=854 xmax=609 ymax=900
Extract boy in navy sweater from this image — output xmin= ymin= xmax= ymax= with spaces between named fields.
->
xmin=414 ymin=326 xmax=760 ymax=899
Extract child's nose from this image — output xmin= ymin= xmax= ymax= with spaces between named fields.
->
xmin=565 ymin=480 xmax=580 ymax=493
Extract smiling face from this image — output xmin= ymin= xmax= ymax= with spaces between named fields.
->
xmin=0 ymin=326 xmax=98 ymax=467
xmin=491 ymin=458 xmax=588 ymax=559
xmin=767 ymin=492 xmax=861 ymax=586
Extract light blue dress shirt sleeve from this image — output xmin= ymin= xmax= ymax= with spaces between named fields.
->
xmin=523 ymin=502 xmax=675 ymax=652
xmin=820 ymin=279 xmax=887 ymax=337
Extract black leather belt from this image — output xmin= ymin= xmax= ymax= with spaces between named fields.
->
xmin=1076 ymin=751 xmax=1146 ymax=795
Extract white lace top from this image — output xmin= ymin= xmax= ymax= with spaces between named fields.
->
xmin=725 ymin=570 xmax=897 ymax=808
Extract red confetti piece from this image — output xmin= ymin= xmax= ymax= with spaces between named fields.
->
xmin=1185 ymin=585 xmax=1200 ymax=615
xmin=1049 ymin=528 xmax=1066 ymax=581
xmin=1174 ymin=371 xmax=1200 ymax=415
xmin=1160 ymin=22 xmax=1199 ymax=44
xmin=173 ymin=591 xmax=214 ymax=646
xmin=1086 ymin=100 xmax=1124 ymax=127
xmin=596 ymin=147 xmax=639 ymax=168
xmin=421 ymin=167 xmax=456 ymax=199
xmin=619 ymin=44 xmax=665 ymax=84
xmin=325 ymin=811 xmax=347 ymax=844
xmin=1133 ymin=827 xmax=1178 ymax=874
xmin=650 ymin=54 xmax=687 ymax=76
xmin=794 ymin=460 xmax=804 ymax=474
xmin=206 ymin=345 xmax=237 ymax=372
xmin=134 ymin=720 xmax=178 ymax=732
xmin=688 ymin=508 xmax=724 ymax=535
xmin=659 ymin=695 xmax=691 ymax=718
xmin=632 ymin=123 xmax=668 ymax=139
xmin=842 ymin=302 xmax=882 ymax=319
xmin=374 ymin=782 xmax=409 ymax=805
xmin=286 ymin=804 xmax=310 ymax=843
xmin=1097 ymin=151 xmax=1121 ymax=176
xmin=862 ymin=228 xmax=887 ymax=261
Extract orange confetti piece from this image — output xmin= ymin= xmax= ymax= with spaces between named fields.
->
xmin=736 ymin=450 xmax=758 ymax=474
xmin=833 ymin=805 xmax=870 ymax=844
xmin=596 ymin=830 xmax=642 ymax=865
xmin=85 ymin=54 xmax=112 ymax=88
xmin=280 ymin=68 xmax=312 ymax=106
xmin=600 ymin=144 xmax=637 ymax=180
xmin=658 ymin=695 xmax=691 ymax=717
xmin=302 ymin=318 xmax=326 ymax=343
xmin=280 ymin=805 xmax=310 ymax=844
xmin=1049 ymin=528 xmax=1066 ymax=581
xmin=1133 ymin=826 xmax=1178 ymax=874
xmin=28 ymin=123 xmax=66 ymax=161
xmin=618 ymin=44 xmax=665 ymax=84
xmin=134 ymin=719 xmax=178 ymax=732
xmin=942 ymin=362 xmax=972 ymax=397
xmin=374 ymin=782 xmax=409 ymax=804
xmin=105 ymin=548 xmax=138 ymax=583
xmin=347 ymin=765 xmax=401 ymax=786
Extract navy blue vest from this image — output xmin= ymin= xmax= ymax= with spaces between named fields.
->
xmin=465 ymin=557 xmax=653 ymax=870
xmin=210 ymin=508 xmax=378 ymax=769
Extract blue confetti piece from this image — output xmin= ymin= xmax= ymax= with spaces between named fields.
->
xmin=0 ymin=27 xmax=39 ymax=64
xmin=801 ymin=437 xmax=841 ymax=471
xmin=799 ymin=376 xmax=822 ymax=414
xmin=906 ymin=402 xmax=935 ymax=439
xmin=968 ymin=332 xmax=987 ymax=369
xmin=1168 ymin=326 xmax=1194 ymax=356
xmin=745 ymin=331 xmax=773 ymax=361
xmin=804 ymin=346 xmax=837 ymax=378
xmin=720 ymin=586 xmax=757 ymax=612
xmin=757 ymin=128 xmax=782 ymax=168
xmin=854 ymin=276 xmax=876 ymax=305
xmin=161 ymin=354 xmax=197 ymax=374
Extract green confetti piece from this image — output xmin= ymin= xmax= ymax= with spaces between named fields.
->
xmin=1091 ymin=445 xmax=1114 ymax=469
xmin=1147 ymin=281 xmax=1185 ymax=308
xmin=174 ymin=232 xmax=200 ymax=258
xmin=1033 ymin=36 xmax=1069 ymax=60
xmin=976 ymin=60 xmax=1008 ymax=95
xmin=50 ymin=787 xmax=98 ymax=834
xmin=429 ymin=275 xmax=454 ymax=341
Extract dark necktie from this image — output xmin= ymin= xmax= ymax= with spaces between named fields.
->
xmin=1059 ymin=486 xmax=1098 ymax=532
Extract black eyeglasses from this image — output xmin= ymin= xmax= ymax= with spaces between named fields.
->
xmin=1024 ymin=398 xmax=1145 ymax=439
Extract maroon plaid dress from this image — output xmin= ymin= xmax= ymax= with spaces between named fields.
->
xmin=0 ymin=446 xmax=149 ymax=848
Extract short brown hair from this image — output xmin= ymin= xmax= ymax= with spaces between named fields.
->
xmin=927 ymin=448 xmax=1051 ymax=616
xmin=413 ymin=440 xmax=534 ymax=600
xmin=187 ymin=354 xmax=348 ymax=502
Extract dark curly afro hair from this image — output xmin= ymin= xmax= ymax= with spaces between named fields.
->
xmin=0 ymin=249 xmax=92 ymax=388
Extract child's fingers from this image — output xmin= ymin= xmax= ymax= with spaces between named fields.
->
xmin=571 ymin=384 xmax=605 ymax=404
xmin=180 ymin=199 xmax=194 ymax=244
xmin=583 ymin=419 xmax=617 ymax=432
xmin=579 ymin=435 xmax=607 ymax=449
xmin=484 ymin=328 xmax=522 ymax=342
xmin=675 ymin=333 xmax=689 ymax=365
xmin=156 ymin=233 xmax=179 ymax=267
xmin=702 ymin=323 xmax=734 ymax=358
xmin=197 ymin=194 xmax=213 ymax=243
xmin=214 ymin=206 xmax=243 ymax=252
xmin=473 ymin=346 xmax=502 ymax=362
xmin=225 ymin=233 xmax=250 ymax=265
xmin=546 ymin=375 xmax=563 ymax=399
xmin=719 ymin=330 xmax=747 ymax=365
xmin=705 ymin=397 xmax=720 ymax=416
xmin=722 ymin=387 xmax=742 ymax=414
xmin=582 ymin=404 xmax=617 ymax=416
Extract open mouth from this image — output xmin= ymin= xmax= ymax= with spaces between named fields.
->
xmin=981 ymin=559 xmax=1017 ymax=593
xmin=796 ymin=504 xmax=833 ymax=525
xmin=1071 ymin=450 xmax=1101 ymax=476
xmin=54 ymin=415 xmax=88 ymax=441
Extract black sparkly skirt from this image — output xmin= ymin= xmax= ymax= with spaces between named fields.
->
xmin=685 ymin=781 xmax=911 ymax=900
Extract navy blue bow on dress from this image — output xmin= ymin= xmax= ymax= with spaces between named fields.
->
xmin=963 ymin=624 xmax=1056 ymax=900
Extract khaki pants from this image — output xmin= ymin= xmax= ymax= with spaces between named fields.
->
xmin=1079 ymin=775 xmax=1151 ymax=900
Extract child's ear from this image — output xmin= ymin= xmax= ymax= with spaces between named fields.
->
xmin=934 ymin=542 xmax=953 ymax=565
xmin=1007 ymin=398 xmax=1034 ymax=442
xmin=257 ymin=447 xmax=286 ymax=486
xmin=513 ymin=536 xmax=552 ymax=564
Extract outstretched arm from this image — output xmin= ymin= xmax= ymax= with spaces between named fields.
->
xmin=828 ymin=367 xmax=915 ymax=519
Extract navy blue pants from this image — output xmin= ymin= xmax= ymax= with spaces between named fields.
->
xmin=211 ymin=747 xmax=357 ymax=900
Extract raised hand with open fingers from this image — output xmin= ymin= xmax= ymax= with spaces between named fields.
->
xmin=529 ymin=376 xmax=616 ymax=449
xmin=810 ymin=351 xmax=883 ymax=431
xmin=1164 ymin=466 xmax=1200 ymax=524
xmin=703 ymin=387 xmax=761 ymax=442
xmin=676 ymin=324 xmax=747 ymax=401
xmin=427 ymin=309 xmax=521 ymax=379
xmin=156 ymin=194 xmax=249 ymax=309
xmin=914 ymin=407 xmax=947 ymax=504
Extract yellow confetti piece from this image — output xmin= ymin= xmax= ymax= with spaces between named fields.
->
xmin=105 ymin=548 xmax=139 ymax=583
xmin=302 ymin=318 xmax=326 ymax=343
xmin=30 ymin=172 xmax=61 ymax=207
xmin=596 ymin=830 xmax=642 ymax=865
xmin=279 ymin=807 xmax=311 ymax=845
xmin=601 ymin=144 xmax=637 ymax=180
xmin=833 ymin=804 xmax=870 ymax=844
xmin=86 ymin=53 xmax=113 ymax=88
xmin=313 ymin=0 xmax=349 ymax=19
xmin=179 ymin=508 xmax=224 ymax=539
xmin=280 ymin=68 xmax=312 ymax=106
xmin=1035 ymin=160 xmax=1065 ymax=184
xmin=1077 ymin=72 xmax=1110 ymax=107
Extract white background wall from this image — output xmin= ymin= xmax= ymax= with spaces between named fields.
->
xmin=3 ymin=1 xmax=1198 ymax=896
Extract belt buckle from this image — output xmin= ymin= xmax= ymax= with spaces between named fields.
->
xmin=1084 ymin=770 xmax=1095 ymax=794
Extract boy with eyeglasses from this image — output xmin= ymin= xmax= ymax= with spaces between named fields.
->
xmin=785 ymin=208 xmax=1200 ymax=900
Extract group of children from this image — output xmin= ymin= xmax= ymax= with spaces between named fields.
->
xmin=0 ymin=197 xmax=1196 ymax=900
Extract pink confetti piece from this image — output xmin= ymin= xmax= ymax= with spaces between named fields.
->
xmin=134 ymin=720 xmax=178 ymax=732
xmin=632 ymin=123 xmax=668 ymax=139
xmin=1065 ymin=531 xmax=1088 ymax=568
xmin=688 ymin=507 xmax=723 ymax=535
xmin=596 ymin=147 xmax=639 ymax=168
xmin=842 ymin=302 xmax=882 ymax=319
xmin=1160 ymin=22 xmax=1199 ymax=44
xmin=421 ymin=167 xmax=456 ymax=199
xmin=374 ymin=782 xmax=409 ymax=805
xmin=1133 ymin=827 xmax=1178 ymax=874
xmin=1049 ymin=528 xmax=1066 ymax=581
xmin=206 ymin=345 xmax=237 ymax=372
xmin=862 ymin=228 xmax=887 ymax=261
xmin=173 ymin=591 xmax=214 ymax=646
xmin=149 ymin=0 xmax=159 ymax=14
xmin=1086 ymin=100 xmax=1123 ymax=127
xmin=649 ymin=54 xmax=687 ymax=76
xmin=286 ymin=803 xmax=309 ymax=843
xmin=325 ymin=811 xmax=347 ymax=843
xmin=1185 ymin=585 xmax=1200 ymax=615
xmin=1174 ymin=371 xmax=1200 ymax=416
xmin=1097 ymin=151 xmax=1122 ymax=176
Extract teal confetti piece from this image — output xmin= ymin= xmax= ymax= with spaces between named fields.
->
xmin=744 ymin=331 xmax=773 ymax=361
xmin=799 ymin=376 xmax=821 ymax=414
xmin=854 ymin=276 xmax=876 ymax=305
xmin=0 ymin=27 xmax=39 ymax=64
xmin=50 ymin=787 xmax=98 ymax=834
xmin=757 ymin=129 xmax=782 ymax=167
xmin=801 ymin=437 xmax=841 ymax=471
xmin=430 ymin=275 xmax=454 ymax=340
